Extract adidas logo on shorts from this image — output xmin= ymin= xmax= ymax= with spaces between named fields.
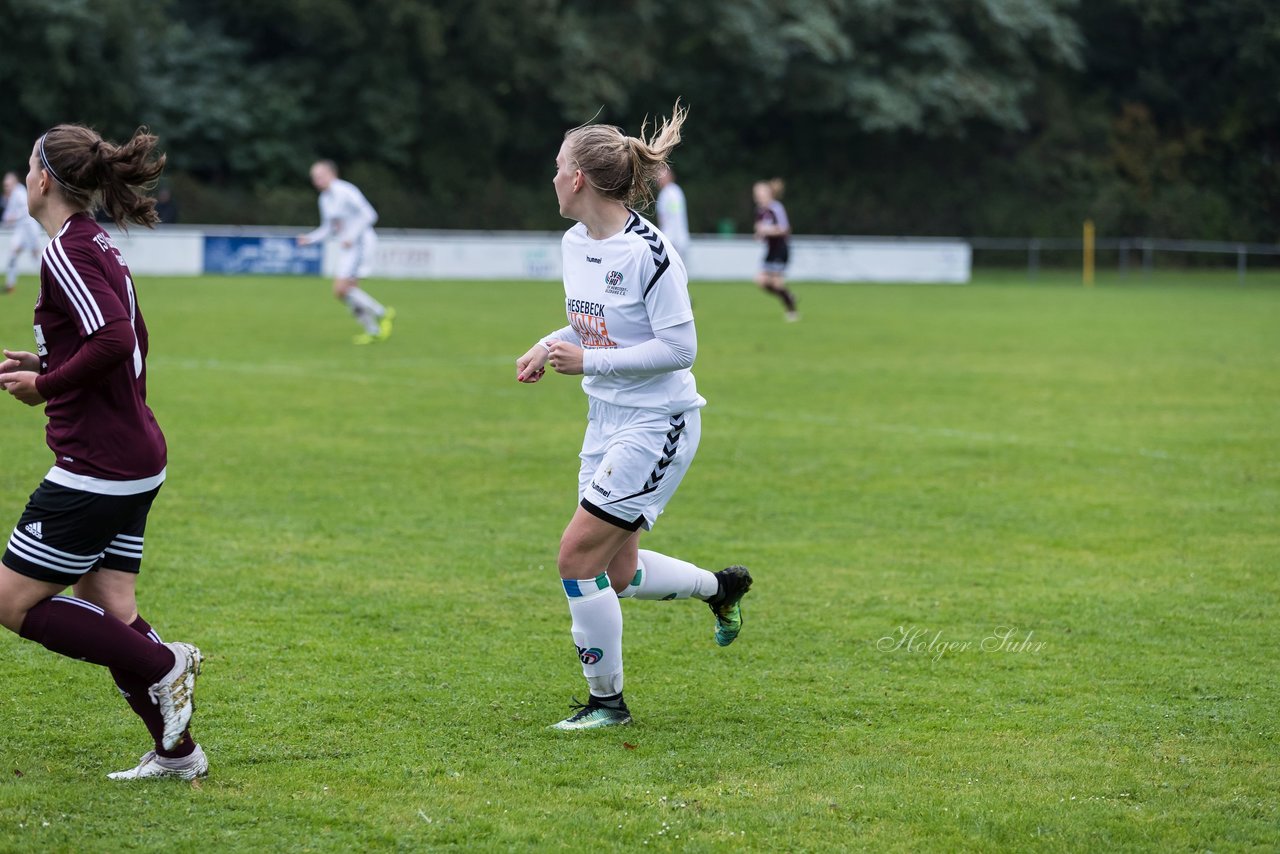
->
xmin=24 ymin=521 xmax=43 ymax=540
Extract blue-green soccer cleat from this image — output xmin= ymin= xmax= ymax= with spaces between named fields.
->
xmin=707 ymin=565 xmax=752 ymax=647
xmin=549 ymin=696 xmax=632 ymax=731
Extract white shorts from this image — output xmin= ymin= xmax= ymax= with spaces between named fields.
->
xmin=336 ymin=230 xmax=377 ymax=279
xmin=577 ymin=398 xmax=701 ymax=531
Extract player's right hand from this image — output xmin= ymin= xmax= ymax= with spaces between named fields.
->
xmin=516 ymin=345 xmax=550 ymax=383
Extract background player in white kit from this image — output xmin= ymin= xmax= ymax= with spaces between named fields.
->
xmin=296 ymin=160 xmax=394 ymax=345
xmin=3 ymin=171 xmax=46 ymax=294
xmin=655 ymin=164 xmax=690 ymax=270
xmin=515 ymin=103 xmax=753 ymax=731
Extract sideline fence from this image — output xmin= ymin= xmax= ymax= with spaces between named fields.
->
xmin=970 ymin=237 xmax=1280 ymax=281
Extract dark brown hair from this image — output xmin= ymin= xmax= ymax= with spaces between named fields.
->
xmin=564 ymin=101 xmax=688 ymax=209
xmin=38 ymin=124 xmax=166 ymax=229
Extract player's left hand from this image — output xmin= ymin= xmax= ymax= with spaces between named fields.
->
xmin=546 ymin=341 xmax=584 ymax=375
xmin=0 ymin=370 xmax=44 ymax=406
xmin=2 ymin=349 xmax=40 ymax=373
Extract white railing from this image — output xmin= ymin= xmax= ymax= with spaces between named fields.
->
xmin=970 ymin=236 xmax=1280 ymax=280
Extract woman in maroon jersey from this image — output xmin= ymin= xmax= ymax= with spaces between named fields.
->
xmin=0 ymin=125 xmax=206 ymax=780
xmin=753 ymin=178 xmax=799 ymax=321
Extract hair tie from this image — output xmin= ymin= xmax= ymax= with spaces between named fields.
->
xmin=37 ymin=134 xmax=76 ymax=192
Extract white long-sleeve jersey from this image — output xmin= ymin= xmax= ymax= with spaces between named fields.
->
xmin=4 ymin=184 xmax=45 ymax=248
xmin=4 ymin=185 xmax=38 ymax=229
xmin=655 ymin=183 xmax=690 ymax=249
xmin=543 ymin=211 xmax=705 ymax=415
xmin=301 ymin=179 xmax=378 ymax=245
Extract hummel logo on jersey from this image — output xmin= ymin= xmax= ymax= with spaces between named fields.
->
xmin=590 ymin=481 xmax=611 ymax=498
xmin=24 ymin=521 xmax=43 ymax=540
xmin=586 ymin=255 xmax=602 ymax=264
xmin=604 ymin=270 xmax=627 ymax=295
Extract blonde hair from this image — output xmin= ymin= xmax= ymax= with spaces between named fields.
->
xmin=755 ymin=178 xmax=785 ymax=201
xmin=564 ymin=101 xmax=688 ymax=209
xmin=39 ymin=124 xmax=166 ymax=229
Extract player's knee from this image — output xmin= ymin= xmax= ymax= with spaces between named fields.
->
xmin=556 ymin=538 xmax=598 ymax=580
xmin=555 ymin=548 xmax=587 ymax=580
xmin=0 ymin=592 xmax=32 ymax=633
xmin=0 ymin=600 xmax=25 ymax=634
xmin=75 ymin=591 xmax=136 ymax=624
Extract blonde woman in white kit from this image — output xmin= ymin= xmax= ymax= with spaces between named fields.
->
xmin=515 ymin=103 xmax=753 ymax=731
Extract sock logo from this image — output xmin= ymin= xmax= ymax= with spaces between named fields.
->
xmin=576 ymin=645 xmax=604 ymax=665
xmin=24 ymin=521 xmax=42 ymax=540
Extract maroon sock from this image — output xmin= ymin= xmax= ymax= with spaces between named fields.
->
xmin=111 ymin=616 xmax=195 ymax=759
xmin=19 ymin=596 xmax=174 ymax=681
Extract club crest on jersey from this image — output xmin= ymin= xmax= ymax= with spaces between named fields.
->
xmin=604 ymin=270 xmax=627 ymax=295
xmin=576 ymin=645 xmax=604 ymax=665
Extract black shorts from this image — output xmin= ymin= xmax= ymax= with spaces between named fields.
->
xmin=763 ymin=242 xmax=789 ymax=273
xmin=3 ymin=481 xmax=161 ymax=586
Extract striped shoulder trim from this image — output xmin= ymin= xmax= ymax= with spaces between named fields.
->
xmin=43 ymin=226 xmax=105 ymax=333
xmin=624 ymin=212 xmax=671 ymax=298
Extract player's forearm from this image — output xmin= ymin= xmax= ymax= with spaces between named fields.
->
xmin=582 ymin=321 xmax=696 ymax=377
xmin=34 ymin=320 xmax=134 ymax=399
xmin=300 ymin=223 xmax=329 ymax=242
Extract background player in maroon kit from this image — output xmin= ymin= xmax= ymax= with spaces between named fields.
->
xmin=0 ymin=124 xmax=206 ymax=780
xmin=753 ymin=178 xmax=798 ymax=321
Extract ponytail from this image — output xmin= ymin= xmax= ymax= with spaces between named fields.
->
xmin=565 ymin=100 xmax=689 ymax=209
xmin=37 ymin=125 xmax=166 ymax=229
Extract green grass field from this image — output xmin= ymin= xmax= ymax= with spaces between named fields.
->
xmin=0 ymin=269 xmax=1276 ymax=851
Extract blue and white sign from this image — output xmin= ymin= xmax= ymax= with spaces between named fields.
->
xmin=203 ymin=236 xmax=322 ymax=275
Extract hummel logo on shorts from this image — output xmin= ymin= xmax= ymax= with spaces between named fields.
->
xmin=24 ymin=521 xmax=42 ymax=540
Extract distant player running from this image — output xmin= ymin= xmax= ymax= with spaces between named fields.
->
xmin=753 ymin=178 xmax=798 ymax=321
xmin=0 ymin=124 xmax=205 ymax=780
xmin=296 ymin=160 xmax=394 ymax=345
xmin=515 ymin=102 xmax=752 ymax=731
xmin=3 ymin=171 xmax=45 ymax=293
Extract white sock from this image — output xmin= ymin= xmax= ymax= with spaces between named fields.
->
xmin=623 ymin=550 xmax=719 ymax=601
xmin=6 ymin=256 xmax=16 ymax=287
xmin=563 ymin=574 xmax=624 ymax=697
xmin=341 ymin=293 xmax=381 ymax=335
xmin=346 ymin=287 xmax=385 ymax=317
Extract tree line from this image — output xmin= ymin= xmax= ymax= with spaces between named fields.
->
xmin=2 ymin=0 xmax=1276 ymax=241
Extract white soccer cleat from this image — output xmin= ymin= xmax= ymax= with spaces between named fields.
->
xmin=148 ymin=641 xmax=202 ymax=751
xmin=108 ymin=745 xmax=208 ymax=781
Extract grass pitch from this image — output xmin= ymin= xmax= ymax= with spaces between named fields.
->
xmin=0 ymin=269 xmax=1276 ymax=851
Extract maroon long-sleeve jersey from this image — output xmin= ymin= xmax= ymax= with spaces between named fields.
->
xmin=32 ymin=213 xmax=166 ymax=489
